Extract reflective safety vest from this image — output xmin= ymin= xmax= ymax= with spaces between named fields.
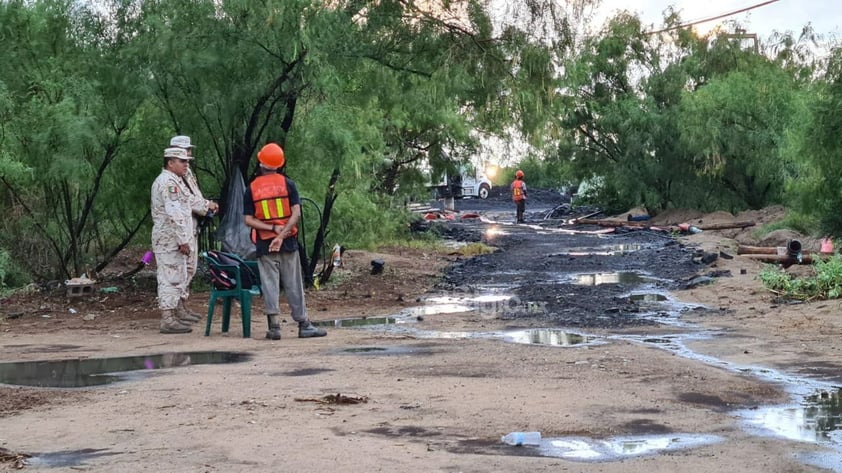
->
xmin=250 ymin=173 xmax=298 ymax=242
xmin=511 ymin=179 xmax=525 ymax=202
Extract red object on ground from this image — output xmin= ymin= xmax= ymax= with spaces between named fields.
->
xmin=821 ymin=237 xmax=834 ymax=254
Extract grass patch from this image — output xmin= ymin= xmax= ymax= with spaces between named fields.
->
xmin=753 ymin=212 xmax=818 ymax=240
xmin=452 ymin=242 xmax=497 ymax=256
xmin=759 ymin=254 xmax=842 ymax=300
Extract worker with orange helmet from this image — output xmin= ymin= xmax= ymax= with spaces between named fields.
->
xmin=244 ymin=142 xmax=327 ymax=340
xmin=511 ymin=169 xmax=527 ymax=224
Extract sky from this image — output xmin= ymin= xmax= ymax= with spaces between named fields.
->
xmin=596 ymin=0 xmax=841 ymax=40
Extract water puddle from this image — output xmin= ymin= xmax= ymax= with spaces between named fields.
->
xmin=26 ymin=449 xmax=119 ymax=468
xmin=314 ymin=316 xmax=401 ymax=327
xmin=319 ymin=294 xmax=530 ymax=324
xmin=355 ymin=325 xmax=603 ymax=348
xmin=0 ymin=351 xmax=250 ymax=388
xmin=484 ymin=226 xmax=511 ymax=238
xmin=629 ymin=293 xmax=668 ymax=302
xmin=550 ymin=243 xmax=648 ymax=257
xmin=620 ymin=292 xmax=705 ymax=327
xmin=503 ymin=329 xmax=601 ymax=347
xmin=738 ymin=388 xmax=842 ymax=443
xmin=330 ymin=345 xmax=430 ymax=356
xmin=572 ymin=272 xmax=650 ymax=286
xmin=535 ymin=434 xmax=721 ymax=461
xmin=618 ymin=332 xmax=842 ymax=460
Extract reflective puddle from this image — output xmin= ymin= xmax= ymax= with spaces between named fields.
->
xmin=537 ymin=434 xmax=722 ymax=462
xmin=503 ymin=329 xmax=599 ymax=347
xmin=351 ymin=325 xmax=602 ymax=348
xmin=0 ymin=351 xmax=250 ymax=388
xmin=484 ymin=226 xmax=511 ymax=238
xmin=314 ymin=316 xmax=400 ymax=327
xmin=550 ymin=243 xmax=648 ymax=257
xmin=363 ymin=256 xmax=842 ymax=467
xmin=618 ymin=332 xmax=842 ymax=460
xmin=331 ymin=345 xmax=431 ymax=356
xmin=629 ymin=293 xmax=668 ymax=302
xmin=739 ymin=388 xmax=842 ymax=443
xmin=572 ymin=272 xmax=651 ymax=286
xmin=535 ymin=434 xmax=721 ymax=461
xmin=26 ymin=449 xmax=119 ymax=468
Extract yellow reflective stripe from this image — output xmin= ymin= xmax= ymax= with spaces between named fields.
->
xmin=260 ymin=200 xmax=270 ymax=218
xmin=274 ymin=198 xmax=286 ymax=218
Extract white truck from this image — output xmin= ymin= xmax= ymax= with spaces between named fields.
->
xmin=430 ymin=169 xmax=492 ymax=200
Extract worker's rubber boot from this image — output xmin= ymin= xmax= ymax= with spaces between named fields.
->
xmin=298 ymin=321 xmax=327 ymax=338
xmin=160 ymin=309 xmax=192 ymax=334
xmin=176 ymin=300 xmax=201 ymax=324
xmin=266 ymin=314 xmax=281 ymax=340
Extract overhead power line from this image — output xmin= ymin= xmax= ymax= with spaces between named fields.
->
xmin=644 ymin=0 xmax=781 ymax=35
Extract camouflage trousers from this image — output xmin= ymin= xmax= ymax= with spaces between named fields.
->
xmin=155 ymin=249 xmax=190 ymax=310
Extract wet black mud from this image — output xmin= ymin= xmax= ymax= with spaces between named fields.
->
xmin=432 ymin=193 xmax=709 ymax=329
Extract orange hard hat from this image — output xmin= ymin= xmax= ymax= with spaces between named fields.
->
xmin=516 ymin=170 xmax=524 ymax=178
xmin=258 ymin=143 xmax=285 ymax=168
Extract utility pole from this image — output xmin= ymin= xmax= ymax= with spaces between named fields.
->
xmin=722 ymin=28 xmax=759 ymax=54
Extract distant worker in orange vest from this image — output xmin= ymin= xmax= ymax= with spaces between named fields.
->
xmin=244 ymin=143 xmax=327 ymax=340
xmin=510 ymin=170 xmax=527 ymax=224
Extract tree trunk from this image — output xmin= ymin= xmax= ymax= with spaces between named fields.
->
xmin=309 ymin=167 xmax=340 ymax=287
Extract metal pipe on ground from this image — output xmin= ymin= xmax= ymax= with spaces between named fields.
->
xmin=786 ymin=239 xmax=802 ymax=258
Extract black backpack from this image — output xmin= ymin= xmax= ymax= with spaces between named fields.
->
xmin=206 ymin=250 xmax=258 ymax=290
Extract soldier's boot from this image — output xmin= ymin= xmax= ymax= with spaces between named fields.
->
xmin=266 ymin=314 xmax=282 ymax=340
xmin=160 ymin=309 xmax=192 ymax=334
xmin=298 ymin=320 xmax=327 ymax=338
xmin=176 ymin=300 xmax=202 ymax=324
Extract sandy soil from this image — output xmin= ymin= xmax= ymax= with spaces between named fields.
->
xmin=1 ymin=203 xmax=841 ymax=472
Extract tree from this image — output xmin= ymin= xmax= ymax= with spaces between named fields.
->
xmin=557 ymin=10 xmax=804 ymax=214
xmin=0 ymin=0 xmax=590 ymax=283
xmin=789 ymin=45 xmax=842 ymax=234
xmin=0 ymin=0 xmax=153 ymax=279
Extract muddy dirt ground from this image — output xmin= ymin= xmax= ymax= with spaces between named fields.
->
xmin=1 ymin=191 xmax=841 ymax=472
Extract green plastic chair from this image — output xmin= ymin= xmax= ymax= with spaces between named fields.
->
xmin=202 ymin=251 xmax=261 ymax=338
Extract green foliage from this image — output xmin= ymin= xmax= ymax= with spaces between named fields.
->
xmin=558 ymin=11 xmax=811 ymax=215
xmin=0 ymin=0 xmax=576 ymax=283
xmin=785 ymin=47 xmax=842 ymax=236
xmin=324 ymin=191 xmax=408 ymax=250
xmin=0 ymin=247 xmax=26 ymax=288
xmin=4 ymin=0 xmax=841 ymax=287
xmin=679 ymin=62 xmax=798 ymax=209
xmin=759 ymin=255 xmax=842 ymax=300
xmin=505 ymin=155 xmax=572 ymax=190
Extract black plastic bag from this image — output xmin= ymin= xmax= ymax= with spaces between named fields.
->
xmin=215 ymin=167 xmax=257 ymax=260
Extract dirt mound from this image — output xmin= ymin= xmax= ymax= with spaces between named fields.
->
xmin=758 ymin=229 xmax=803 ymax=247
xmin=758 ymin=229 xmax=822 ymax=252
xmin=647 ymin=206 xmax=790 ymax=245
xmin=735 ymin=205 xmax=788 ymax=227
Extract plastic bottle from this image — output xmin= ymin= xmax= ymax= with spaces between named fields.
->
xmin=501 ymin=431 xmax=541 ymax=446
xmin=332 ymin=244 xmax=342 ymax=267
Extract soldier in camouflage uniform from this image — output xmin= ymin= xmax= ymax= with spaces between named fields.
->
xmin=151 ymin=147 xmax=197 ymax=334
xmin=169 ymin=135 xmax=218 ymax=323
